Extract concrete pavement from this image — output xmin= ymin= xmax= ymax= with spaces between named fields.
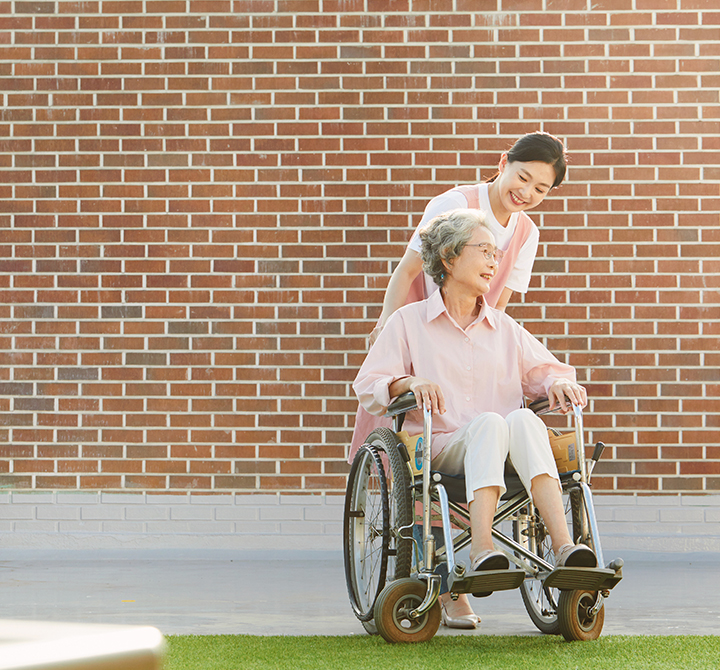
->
xmin=0 ymin=549 xmax=718 ymax=637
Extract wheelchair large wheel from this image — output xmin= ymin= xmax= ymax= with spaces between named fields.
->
xmin=374 ymin=578 xmax=441 ymax=644
xmin=364 ymin=428 xmax=413 ymax=582
xmin=514 ymin=503 xmax=561 ymax=635
xmin=344 ymin=445 xmax=389 ymax=622
xmin=558 ymin=589 xmax=605 ymax=641
xmin=514 ymin=490 xmax=591 ymax=635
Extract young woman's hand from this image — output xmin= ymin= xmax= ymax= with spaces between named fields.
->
xmin=547 ymin=379 xmax=587 ymax=414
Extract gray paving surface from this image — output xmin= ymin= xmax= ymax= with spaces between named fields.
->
xmin=0 ymin=549 xmax=718 ymax=637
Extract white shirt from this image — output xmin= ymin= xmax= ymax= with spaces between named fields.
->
xmin=407 ymin=182 xmax=539 ymax=294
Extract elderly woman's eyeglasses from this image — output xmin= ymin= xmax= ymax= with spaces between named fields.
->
xmin=465 ymin=243 xmax=504 ymax=263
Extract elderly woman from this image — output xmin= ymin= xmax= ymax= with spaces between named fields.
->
xmin=353 ymin=208 xmax=596 ymax=629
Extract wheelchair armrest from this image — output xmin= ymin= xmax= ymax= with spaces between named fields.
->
xmin=385 ymin=391 xmax=418 ymax=418
xmin=388 ymin=393 xmax=568 ymax=417
xmin=528 ymin=395 xmax=576 ymax=415
xmin=527 ymin=397 xmax=551 ymax=415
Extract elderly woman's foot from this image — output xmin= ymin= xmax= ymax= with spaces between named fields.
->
xmin=439 ymin=593 xmax=479 ymax=629
xmin=555 ymin=543 xmax=597 ymax=568
xmin=470 ymin=549 xmax=509 ymax=572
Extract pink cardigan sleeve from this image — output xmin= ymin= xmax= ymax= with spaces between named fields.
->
xmin=517 ymin=323 xmax=577 ymax=400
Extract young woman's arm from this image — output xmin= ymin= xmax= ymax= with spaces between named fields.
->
xmin=369 ymin=248 xmax=423 ymax=345
xmin=494 ymin=286 xmax=514 ymax=312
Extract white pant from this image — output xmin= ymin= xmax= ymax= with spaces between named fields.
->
xmin=431 ymin=408 xmax=560 ymax=504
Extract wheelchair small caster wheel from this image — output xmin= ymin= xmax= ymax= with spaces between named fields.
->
xmin=374 ymin=578 xmax=441 ymax=644
xmin=558 ymin=589 xmax=605 ymax=641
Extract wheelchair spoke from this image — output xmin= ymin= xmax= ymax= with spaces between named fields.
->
xmin=514 ymin=503 xmax=561 ymax=634
xmin=359 ymin=544 xmax=382 ymax=598
xmin=343 ymin=433 xmax=413 ymax=627
xmin=344 ymin=445 xmax=390 ymax=621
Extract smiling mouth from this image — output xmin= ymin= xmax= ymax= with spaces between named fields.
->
xmin=509 ymin=192 xmax=526 ymax=206
xmin=480 ymin=273 xmax=493 ymax=281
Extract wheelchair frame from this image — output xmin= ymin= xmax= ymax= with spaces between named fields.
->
xmin=343 ymin=393 xmax=624 ymax=643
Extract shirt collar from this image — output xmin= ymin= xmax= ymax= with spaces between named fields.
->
xmin=426 ymin=289 xmax=497 ymax=330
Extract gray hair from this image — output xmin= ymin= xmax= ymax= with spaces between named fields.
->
xmin=419 ymin=209 xmax=491 ymax=287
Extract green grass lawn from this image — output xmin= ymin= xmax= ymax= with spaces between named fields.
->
xmin=165 ymin=635 xmax=720 ymax=670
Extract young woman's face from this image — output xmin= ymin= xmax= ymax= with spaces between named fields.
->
xmin=495 ymin=155 xmax=557 ymax=213
xmin=444 ymin=226 xmax=498 ymax=297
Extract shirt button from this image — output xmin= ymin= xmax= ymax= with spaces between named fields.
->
xmin=466 ymin=366 xmax=471 ymax=371
xmin=464 ymin=337 xmax=469 ymax=342
xmin=466 ymin=396 xmax=471 ymax=401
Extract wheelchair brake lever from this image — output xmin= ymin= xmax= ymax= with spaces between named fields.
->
xmin=587 ymin=441 xmax=606 ymax=478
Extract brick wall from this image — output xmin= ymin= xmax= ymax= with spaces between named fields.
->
xmin=1 ymin=1 xmax=719 ymax=500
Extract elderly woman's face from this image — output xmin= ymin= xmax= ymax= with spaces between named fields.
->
xmin=445 ymin=226 xmax=499 ymax=296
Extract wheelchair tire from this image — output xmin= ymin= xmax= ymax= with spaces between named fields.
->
xmin=570 ymin=487 xmax=591 ymax=547
xmin=374 ymin=578 xmax=441 ymax=644
xmin=363 ymin=428 xmax=414 ymax=582
xmin=514 ymin=489 xmax=595 ymax=636
xmin=513 ymin=504 xmax=561 ymax=635
xmin=344 ymin=445 xmax=389 ymax=623
xmin=558 ymin=589 xmax=605 ymax=641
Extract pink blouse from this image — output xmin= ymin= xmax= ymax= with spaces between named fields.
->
xmin=353 ymin=290 xmax=577 ymax=458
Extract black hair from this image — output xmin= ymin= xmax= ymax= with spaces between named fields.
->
xmin=507 ymin=131 xmax=567 ymax=188
xmin=487 ymin=131 xmax=567 ymax=188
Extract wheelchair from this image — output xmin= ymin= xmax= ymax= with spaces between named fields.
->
xmin=343 ymin=393 xmax=624 ymax=643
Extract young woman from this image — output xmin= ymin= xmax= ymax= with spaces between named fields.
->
xmin=375 ymin=131 xmax=567 ymax=334
xmin=351 ymin=132 xmax=569 ymax=457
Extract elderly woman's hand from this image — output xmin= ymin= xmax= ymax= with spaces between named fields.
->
xmin=408 ymin=377 xmax=446 ymax=415
xmin=390 ymin=376 xmax=446 ymax=415
xmin=547 ymin=379 xmax=587 ymax=414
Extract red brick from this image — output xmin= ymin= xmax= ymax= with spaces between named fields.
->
xmin=661 ymin=477 xmax=704 ymax=491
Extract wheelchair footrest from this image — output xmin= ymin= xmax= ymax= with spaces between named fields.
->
xmin=543 ymin=566 xmax=621 ymax=592
xmin=448 ymin=569 xmax=525 ymax=597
